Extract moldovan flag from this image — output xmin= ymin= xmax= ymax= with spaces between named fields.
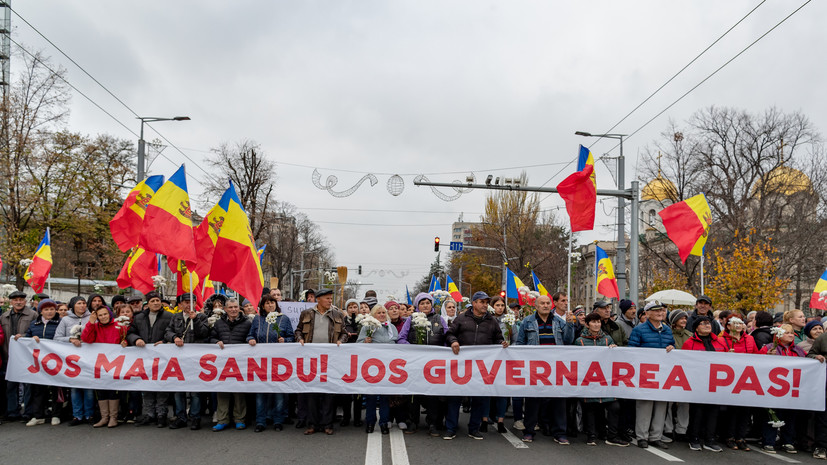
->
xmin=109 ymin=175 xmax=165 ymax=252
xmin=406 ymin=285 xmax=413 ymax=305
xmin=257 ymin=244 xmax=266 ymax=266
xmin=809 ymin=269 xmax=827 ymax=311
xmin=0 ymin=252 xmax=3 ymax=276
xmin=202 ymin=275 xmax=215 ymax=301
xmin=193 ymin=183 xmax=234 ymax=284
xmin=116 ymin=247 xmax=158 ymax=294
xmin=505 ymin=268 xmax=527 ymax=301
xmin=174 ymin=259 xmax=204 ymax=309
xmin=138 ymin=165 xmax=197 ymax=265
xmin=428 ymin=275 xmax=442 ymax=292
xmin=658 ymin=193 xmax=712 ymax=263
xmin=556 ymin=145 xmax=597 ymax=232
xmin=531 ymin=270 xmax=550 ymax=298
xmin=595 ymin=245 xmax=620 ymax=299
xmin=446 ymin=275 xmax=462 ymax=302
xmin=24 ymin=228 xmax=52 ymax=293
xmin=208 ymin=184 xmax=264 ymax=309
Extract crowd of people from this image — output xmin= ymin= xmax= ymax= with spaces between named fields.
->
xmin=1 ymin=287 xmax=827 ymax=459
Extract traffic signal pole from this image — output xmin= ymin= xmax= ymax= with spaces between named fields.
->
xmin=417 ymin=179 xmax=640 ymax=305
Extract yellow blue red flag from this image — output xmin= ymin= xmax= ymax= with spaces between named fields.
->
xmin=810 ymin=269 xmax=827 ymax=311
xmin=595 ymin=245 xmax=620 ymax=299
xmin=139 ymin=165 xmax=197 ymax=264
xmin=209 ymin=183 xmax=264 ymax=308
xmin=25 ymin=228 xmax=53 ymax=293
xmin=446 ymin=275 xmax=462 ymax=302
xmin=531 ymin=270 xmax=550 ymax=297
xmin=658 ymin=193 xmax=712 ymax=263
xmin=109 ymin=175 xmax=164 ymax=252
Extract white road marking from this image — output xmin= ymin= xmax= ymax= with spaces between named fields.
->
xmin=365 ymin=429 xmax=382 ymax=465
xmin=644 ymin=447 xmax=684 ymax=462
xmin=500 ymin=429 xmax=530 ymax=449
xmin=389 ymin=426 xmax=410 ymax=465
xmin=753 ymin=448 xmax=801 ymax=463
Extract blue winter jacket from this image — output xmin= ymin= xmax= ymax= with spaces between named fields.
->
xmin=25 ymin=316 xmax=61 ymax=340
xmin=627 ymin=320 xmax=675 ymax=349
xmin=247 ymin=314 xmax=295 ymax=344
xmin=516 ymin=312 xmax=575 ymax=346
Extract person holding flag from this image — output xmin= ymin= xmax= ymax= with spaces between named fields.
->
xmin=1 ymin=290 xmax=37 ymax=421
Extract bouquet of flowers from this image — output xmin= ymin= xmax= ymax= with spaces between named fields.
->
xmin=69 ymin=324 xmax=82 ymax=340
xmin=246 ymin=313 xmax=256 ymax=322
xmin=265 ymin=311 xmax=282 ymax=338
xmin=358 ymin=315 xmax=382 ymax=338
xmin=502 ymin=312 xmax=516 ymax=341
xmin=411 ymin=312 xmax=432 ymax=345
xmin=115 ymin=316 xmax=130 ymax=343
xmin=430 ymin=290 xmax=451 ymax=307
xmin=151 ymin=274 xmax=167 ymax=289
xmin=767 ymin=409 xmax=785 ymax=429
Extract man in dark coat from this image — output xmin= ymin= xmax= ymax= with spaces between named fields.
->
xmin=127 ymin=291 xmax=173 ymax=427
xmin=444 ymin=291 xmax=507 ymax=440
xmin=165 ymin=294 xmax=210 ymax=430
xmin=0 ymin=290 xmax=37 ymax=419
xmin=210 ymin=298 xmax=252 ymax=431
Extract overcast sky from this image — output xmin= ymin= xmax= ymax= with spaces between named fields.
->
xmin=12 ymin=0 xmax=827 ymax=300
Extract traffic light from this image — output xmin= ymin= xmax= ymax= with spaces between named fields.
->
xmin=434 ymin=237 xmax=440 ymax=252
xmin=358 ymin=265 xmax=362 ymax=275
xmin=499 ymin=290 xmax=506 ymax=299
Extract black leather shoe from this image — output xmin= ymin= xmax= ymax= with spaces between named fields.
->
xmin=255 ymin=424 xmax=265 ymax=432
xmin=136 ymin=416 xmax=156 ymax=427
xmin=168 ymin=418 xmax=187 ymax=429
xmin=68 ymin=418 xmax=83 ymax=427
xmin=340 ymin=419 xmax=350 ymax=427
xmin=295 ymin=419 xmax=307 ymax=429
xmin=638 ymin=439 xmax=649 ymax=449
xmin=480 ymin=421 xmax=489 ymax=433
xmin=274 ymin=424 xmax=283 ymax=431
xmin=651 ymin=440 xmax=669 ymax=450
xmin=380 ymin=424 xmax=390 ymax=435
xmin=366 ymin=424 xmax=375 ymax=433
xmin=156 ymin=416 xmax=168 ymax=428
xmin=190 ymin=419 xmax=201 ymax=430
xmin=353 ymin=419 xmax=364 ymax=427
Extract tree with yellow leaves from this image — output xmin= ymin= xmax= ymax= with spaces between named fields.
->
xmin=707 ymin=230 xmax=789 ymax=316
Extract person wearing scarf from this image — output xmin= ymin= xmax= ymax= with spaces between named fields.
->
xmin=682 ymin=316 xmax=725 ymax=452
xmin=357 ymin=304 xmax=398 ymax=434
xmin=718 ymin=316 xmax=757 ymax=451
xmin=760 ymin=324 xmax=803 ymax=454
xmin=439 ymin=298 xmax=458 ymax=324
xmin=81 ymin=305 xmax=121 ymax=428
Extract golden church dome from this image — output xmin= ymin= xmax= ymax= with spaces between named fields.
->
xmin=752 ymin=165 xmax=812 ymax=197
xmin=641 ymin=175 xmax=677 ymax=202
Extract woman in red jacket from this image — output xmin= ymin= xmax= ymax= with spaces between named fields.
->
xmin=81 ymin=306 xmax=121 ymax=428
xmin=718 ymin=316 xmax=757 ymax=451
xmin=681 ymin=316 xmax=725 ymax=452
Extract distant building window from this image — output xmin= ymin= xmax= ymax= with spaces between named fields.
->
xmin=649 ymin=209 xmax=657 ymax=225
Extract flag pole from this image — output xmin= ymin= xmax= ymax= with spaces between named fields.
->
xmin=700 ymin=254 xmax=705 ymax=295
xmin=567 ymin=233 xmax=572 ymax=307
xmin=593 ymin=241 xmax=598 ymax=299
xmin=47 ymin=228 xmax=52 ymax=295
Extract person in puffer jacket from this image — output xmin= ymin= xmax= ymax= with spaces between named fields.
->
xmin=211 ymin=298 xmax=252 ymax=431
xmin=247 ymin=294 xmax=294 ymax=432
xmin=574 ymin=313 xmax=628 ymax=447
xmin=54 ymin=296 xmax=95 ymax=426
xmin=628 ymin=301 xmax=675 ymax=450
xmin=682 ymin=316 xmax=725 ymax=452
xmin=760 ymin=324 xmax=802 ymax=454
xmin=717 ymin=315 xmax=757 ymax=451
xmin=164 ymin=294 xmax=210 ymax=430
xmin=16 ymin=299 xmax=62 ymax=426
xmin=81 ymin=305 xmax=122 ymax=428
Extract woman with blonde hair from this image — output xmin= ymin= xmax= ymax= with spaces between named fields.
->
xmin=783 ymin=309 xmax=806 ymax=344
xmin=357 ymin=304 xmax=398 ymax=434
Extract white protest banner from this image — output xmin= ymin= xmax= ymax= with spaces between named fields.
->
xmin=7 ymin=338 xmax=824 ymax=410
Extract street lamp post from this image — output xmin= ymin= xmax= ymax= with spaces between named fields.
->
xmin=137 ymin=116 xmax=191 ymax=180
xmin=575 ymin=131 xmax=628 ymax=299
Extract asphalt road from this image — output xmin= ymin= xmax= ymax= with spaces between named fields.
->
xmin=0 ymin=414 xmax=821 ymax=465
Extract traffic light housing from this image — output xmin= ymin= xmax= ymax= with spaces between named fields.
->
xmin=499 ymin=290 xmax=506 ymax=299
xmin=434 ymin=237 xmax=440 ymax=252
xmin=358 ymin=265 xmax=362 ymax=275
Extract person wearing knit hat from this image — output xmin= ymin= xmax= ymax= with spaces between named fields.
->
xmin=338 ymin=297 xmax=363 ymax=428
xmin=665 ymin=309 xmax=691 ymax=443
xmin=18 ymin=298 xmax=61 ymax=426
xmin=617 ymin=299 xmax=637 ymax=339
xmin=398 ymin=292 xmax=449 ymax=436
xmin=798 ymin=320 xmax=825 ymax=354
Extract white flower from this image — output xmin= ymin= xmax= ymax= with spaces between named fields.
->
xmin=114 ymin=316 xmax=131 ymax=328
xmin=207 ymin=316 xmax=218 ymax=328
xmin=359 ymin=315 xmax=381 ymax=329
xmin=94 ymin=284 xmax=104 ymax=293
xmin=355 ymin=314 xmax=367 ymax=324
xmin=151 ymin=275 xmax=167 ymax=287
xmin=246 ymin=313 xmax=256 ymax=322
xmin=770 ymin=326 xmax=787 ymax=337
xmin=570 ymin=252 xmax=582 ymax=260
xmin=768 ymin=420 xmax=786 ymax=428
xmin=820 ymin=290 xmax=827 ymax=303
xmin=461 ymin=297 xmax=470 ymax=304
xmin=411 ymin=312 xmax=431 ymax=329
xmin=70 ymin=324 xmax=82 ymax=339
xmin=528 ymin=291 xmax=540 ymax=301
xmin=502 ymin=313 xmax=516 ymax=326
xmin=488 ymin=305 xmax=496 ymax=314
xmin=19 ymin=258 xmax=33 ymax=267
xmin=212 ymin=308 xmax=226 ymax=317
xmin=1 ymin=284 xmax=17 ymax=296
xmin=265 ymin=312 xmax=281 ymax=325
xmin=386 ymin=295 xmax=398 ymax=302
xmin=518 ymin=286 xmax=530 ymax=295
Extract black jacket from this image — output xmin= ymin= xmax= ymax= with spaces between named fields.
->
xmin=210 ymin=315 xmax=252 ymax=345
xmin=127 ymin=309 xmax=173 ymax=345
xmin=751 ymin=326 xmax=773 ymax=350
xmin=164 ymin=313 xmax=210 ymax=343
xmin=446 ymin=309 xmax=504 ymax=347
